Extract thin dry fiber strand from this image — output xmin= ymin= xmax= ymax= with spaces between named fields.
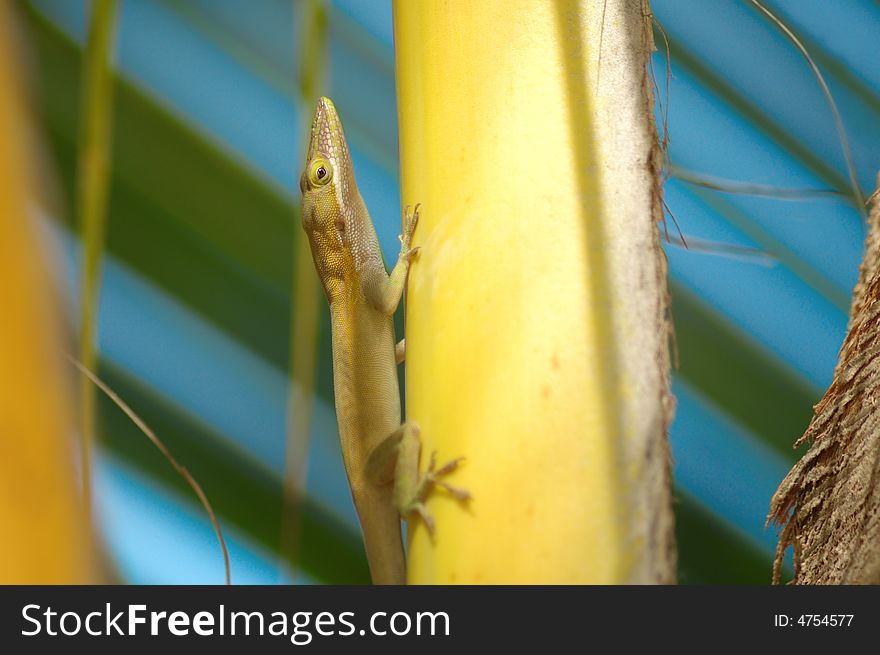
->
xmin=640 ymin=0 xmax=676 ymax=583
xmin=768 ymin=175 xmax=880 ymax=584
xmin=68 ymin=357 xmax=231 ymax=584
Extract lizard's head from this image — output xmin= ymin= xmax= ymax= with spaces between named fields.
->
xmin=299 ymin=97 xmax=359 ymax=288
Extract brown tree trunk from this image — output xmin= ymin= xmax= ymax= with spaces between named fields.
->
xmin=769 ymin=174 xmax=880 ymax=584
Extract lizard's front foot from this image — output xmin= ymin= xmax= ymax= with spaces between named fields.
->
xmin=402 ymin=451 xmax=470 ymax=536
xmin=398 ymin=203 xmax=421 ymax=261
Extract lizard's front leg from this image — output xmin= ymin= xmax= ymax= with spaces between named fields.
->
xmin=363 ymin=204 xmax=421 ymax=316
xmin=366 ymin=421 xmax=469 ymax=535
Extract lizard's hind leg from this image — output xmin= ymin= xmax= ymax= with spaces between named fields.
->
xmin=365 ymin=421 xmax=469 ymax=536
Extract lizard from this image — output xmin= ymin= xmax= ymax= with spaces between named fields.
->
xmin=298 ymin=96 xmax=468 ymax=584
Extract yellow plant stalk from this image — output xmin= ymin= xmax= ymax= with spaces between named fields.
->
xmin=0 ymin=2 xmax=93 ymax=583
xmin=281 ymin=0 xmax=327 ymax=579
xmin=77 ymin=0 xmax=118 ymax=525
xmin=394 ymin=0 xmax=675 ymax=583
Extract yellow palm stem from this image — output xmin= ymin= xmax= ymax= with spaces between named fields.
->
xmin=0 ymin=1 xmax=94 ymax=583
xmin=394 ymin=0 xmax=675 ymax=583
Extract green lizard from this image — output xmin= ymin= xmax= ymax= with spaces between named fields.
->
xmin=299 ymin=96 xmax=468 ymax=585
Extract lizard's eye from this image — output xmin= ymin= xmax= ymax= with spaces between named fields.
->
xmin=308 ymin=158 xmax=333 ymax=187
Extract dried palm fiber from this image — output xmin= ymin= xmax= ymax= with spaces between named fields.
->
xmin=768 ymin=175 xmax=880 ymax=584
